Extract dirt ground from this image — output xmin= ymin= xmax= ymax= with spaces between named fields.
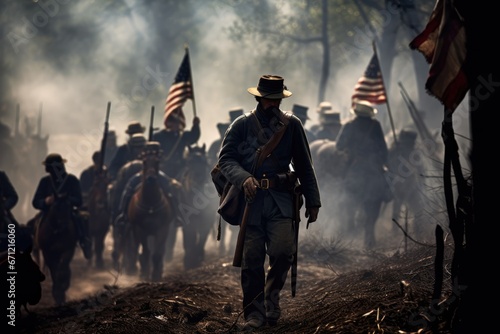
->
xmin=11 ymin=225 xmax=459 ymax=334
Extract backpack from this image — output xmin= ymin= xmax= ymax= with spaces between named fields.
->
xmin=210 ymin=163 xmax=227 ymax=198
xmin=210 ymin=162 xmax=243 ymax=226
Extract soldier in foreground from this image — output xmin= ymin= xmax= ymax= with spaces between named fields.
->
xmin=217 ymin=74 xmax=321 ymax=330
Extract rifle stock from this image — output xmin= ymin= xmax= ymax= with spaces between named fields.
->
xmin=232 ymin=202 xmax=251 ymax=267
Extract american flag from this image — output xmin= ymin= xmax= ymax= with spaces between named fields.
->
xmin=351 ymin=52 xmax=387 ymax=105
xmin=409 ymin=0 xmax=467 ymax=112
xmin=164 ymin=49 xmax=193 ymax=127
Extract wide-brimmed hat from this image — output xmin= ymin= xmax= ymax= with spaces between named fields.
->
xmin=316 ymin=101 xmax=333 ymax=114
xmin=125 ymin=121 xmax=146 ymax=135
xmin=247 ymin=75 xmax=292 ymax=99
xmin=350 ymin=101 xmax=377 ymax=117
xmin=42 ymin=153 xmax=67 ymax=165
xmin=292 ymin=104 xmax=309 ymax=120
xmin=322 ymin=111 xmax=341 ymax=125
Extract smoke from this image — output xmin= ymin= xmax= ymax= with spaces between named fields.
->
xmin=0 ymin=1 xmax=242 ymax=175
xmin=0 ymin=0 xmax=469 ymax=184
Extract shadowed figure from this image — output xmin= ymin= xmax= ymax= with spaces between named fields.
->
xmin=31 ymin=153 xmax=88 ymax=305
xmin=80 ymin=151 xmax=111 ymax=269
xmin=387 ymin=128 xmax=429 ymax=239
xmin=86 ymin=171 xmax=111 ymax=269
xmin=125 ymin=142 xmax=174 ymax=281
xmin=207 ymin=107 xmax=243 ymax=258
xmin=108 ymin=134 xmax=147 ymax=273
xmin=178 ymin=144 xmax=215 ymax=270
xmin=34 ymin=193 xmax=77 ymax=305
xmin=310 ymin=140 xmax=350 ymax=237
xmin=335 ymin=102 xmax=390 ymax=249
xmin=111 ymin=160 xmax=143 ymax=274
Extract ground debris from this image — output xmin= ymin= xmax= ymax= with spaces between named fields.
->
xmin=17 ymin=244 xmax=455 ymax=333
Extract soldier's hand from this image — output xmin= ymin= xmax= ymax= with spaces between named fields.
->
xmin=45 ymin=195 xmax=55 ymax=205
xmin=305 ymin=206 xmax=319 ymax=224
xmin=193 ymin=116 xmax=200 ymax=126
xmin=170 ymin=179 xmax=182 ymax=190
xmin=243 ymin=176 xmax=259 ymax=203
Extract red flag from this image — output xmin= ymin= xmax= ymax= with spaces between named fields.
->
xmin=351 ymin=52 xmax=387 ymax=105
xmin=409 ymin=0 xmax=467 ymax=112
xmin=164 ymin=48 xmax=193 ymax=129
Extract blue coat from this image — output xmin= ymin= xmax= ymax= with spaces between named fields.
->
xmin=218 ymin=106 xmax=321 ymax=225
xmin=32 ymin=173 xmax=83 ymax=212
xmin=152 ymin=124 xmax=200 ymax=179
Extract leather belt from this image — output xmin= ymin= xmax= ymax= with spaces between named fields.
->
xmin=258 ymin=177 xmax=277 ymax=190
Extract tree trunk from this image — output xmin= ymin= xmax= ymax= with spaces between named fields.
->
xmin=457 ymin=1 xmax=499 ymax=332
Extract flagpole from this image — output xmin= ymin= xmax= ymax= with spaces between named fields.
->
xmin=185 ymin=45 xmax=197 ymax=118
xmin=372 ymin=40 xmax=398 ymax=146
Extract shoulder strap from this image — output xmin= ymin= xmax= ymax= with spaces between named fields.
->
xmin=50 ymin=174 xmax=69 ymax=195
xmin=163 ymin=132 xmax=183 ymax=162
xmin=250 ymin=111 xmax=290 ymax=170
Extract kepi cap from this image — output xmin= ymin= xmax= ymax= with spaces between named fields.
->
xmin=292 ymin=104 xmax=309 ymax=120
xmin=322 ymin=111 xmax=341 ymax=125
xmin=228 ymin=107 xmax=244 ymax=123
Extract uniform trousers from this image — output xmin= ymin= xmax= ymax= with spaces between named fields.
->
xmin=241 ymin=191 xmax=295 ymax=321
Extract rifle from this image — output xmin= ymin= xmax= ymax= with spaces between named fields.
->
xmin=98 ymin=102 xmax=111 ymax=174
xmin=148 ymin=105 xmax=155 ymax=141
xmin=232 ymin=111 xmax=290 ymax=267
xmin=398 ymin=83 xmax=436 ymax=142
xmin=232 ymin=202 xmax=251 ymax=267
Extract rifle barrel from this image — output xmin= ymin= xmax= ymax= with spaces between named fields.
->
xmin=98 ymin=101 xmax=111 ymax=172
xmin=149 ymin=105 xmax=155 ymax=141
xmin=398 ymin=82 xmax=434 ymax=141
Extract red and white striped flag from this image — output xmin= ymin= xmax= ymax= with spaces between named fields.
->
xmin=409 ymin=0 xmax=467 ymax=112
xmin=351 ymin=52 xmax=387 ymax=106
xmin=164 ymin=48 xmax=193 ymax=129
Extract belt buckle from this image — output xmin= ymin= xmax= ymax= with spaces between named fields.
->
xmin=260 ymin=178 xmax=269 ymax=190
